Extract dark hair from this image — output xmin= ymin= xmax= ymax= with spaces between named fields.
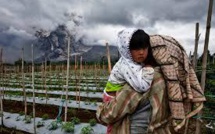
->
xmin=129 ymin=29 xmax=150 ymax=50
xmin=130 ymin=29 xmax=158 ymax=66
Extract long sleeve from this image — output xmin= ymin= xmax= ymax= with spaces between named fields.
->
xmin=122 ymin=66 xmax=154 ymax=93
xmin=97 ymin=84 xmax=144 ymax=124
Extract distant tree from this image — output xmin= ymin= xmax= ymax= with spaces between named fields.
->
xmin=14 ymin=58 xmax=26 ymax=66
xmin=198 ymin=50 xmax=213 ymax=64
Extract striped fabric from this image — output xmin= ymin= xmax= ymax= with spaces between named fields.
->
xmin=97 ymin=67 xmax=172 ymax=134
xmin=150 ymin=35 xmax=206 ymax=131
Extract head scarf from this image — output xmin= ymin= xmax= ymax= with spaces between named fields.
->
xmin=108 ymin=28 xmax=154 ymax=93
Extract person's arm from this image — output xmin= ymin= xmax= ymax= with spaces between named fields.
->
xmin=141 ymin=66 xmax=154 ymax=86
xmin=121 ymin=66 xmax=154 ymax=93
xmin=105 ymin=59 xmax=125 ymax=93
xmin=97 ymin=84 xmax=144 ymax=124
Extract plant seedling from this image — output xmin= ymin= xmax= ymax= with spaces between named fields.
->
xmin=93 ymin=101 xmax=97 ymax=106
xmin=89 ymin=119 xmax=97 ymax=126
xmin=68 ymin=108 xmax=77 ymax=116
xmin=37 ymin=121 xmax=45 ymax=128
xmin=24 ymin=115 xmax=32 ymax=124
xmin=71 ymin=117 xmax=80 ymax=124
xmin=47 ymin=121 xmax=58 ymax=130
xmin=16 ymin=116 xmax=21 ymax=121
xmin=42 ymin=114 xmax=49 ymax=120
xmin=19 ymin=111 xmax=24 ymax=116
xmin=81 ymin=125 xmax=94 ymax=134
xmin=61 ymin=122 xmax=75 ymax=133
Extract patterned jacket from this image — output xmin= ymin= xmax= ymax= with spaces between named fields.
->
xmin=150 ymin=35 xmax=206 ymax=131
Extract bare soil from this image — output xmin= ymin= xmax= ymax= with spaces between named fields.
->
xmin=2 ymin=100 xmax=213 ymax=134
xmin=3 ymin=99 xmax=97 ymax=123
xmin=2 ymin=99 xmax=102 ymax=133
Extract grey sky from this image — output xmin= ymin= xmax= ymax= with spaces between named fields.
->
xmin=0 ymin=0 xmax=214 ymax=63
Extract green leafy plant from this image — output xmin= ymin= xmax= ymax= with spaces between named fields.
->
xmin=42 ymin=114 xmax=49 ymax=120
xmin=92 ymin=100 xmax=97 ymax=106
xmin=37 ymin=121 xmax=45 ymax=128
xmin=71 ymin=117 xmax=80 ymax=124
xmin=84 ymin=99 xmax=90 ymax=105
xmin=19 ymin=111 xmax=25 ymax=116
xmin=15 ymin=116 xmax=21 ymax=121
xmin=61 ymin=122 xmax=75 ymax=133
xmin=68 ymin=108 xmax=77 ymax=116
xmin=81 ymin=125 xmax=94 ymax=134
xmin=24 ymin=115 xmax=32 ymax=124
xmin=89 ymin=119 xmax=97 ymax=126
xmin=47 ymin=121 xmax=58 ymax=130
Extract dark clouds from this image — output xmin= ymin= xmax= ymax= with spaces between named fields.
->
xmin=0 ymin=27 xmax=35 ymax=63
xmin=1 ymin=0 xmax=211 ymax=32
xmin=0 ymin=0 xmax=214 ymax=63
xmin=83 ymin=0 xmax=212 ymax=27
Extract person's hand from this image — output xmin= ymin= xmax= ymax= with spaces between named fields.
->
xmin=142 ymin=66 xmax=154 ymax=82
xmin=103 ymin=90 xmax=115 ymax=102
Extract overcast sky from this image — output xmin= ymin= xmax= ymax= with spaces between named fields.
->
xmin=0 ymin=0 xmax=215 ymax=63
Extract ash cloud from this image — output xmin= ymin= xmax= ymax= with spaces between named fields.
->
xmin=0 ymin=0 xmax=214 ymax=63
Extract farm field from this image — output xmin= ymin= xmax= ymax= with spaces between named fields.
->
xmin=0 ymin=64 xmax=109 ymax=134
xmin=0 ymin=64 xmax=215 ymax=134
xmin=1 ymin=0 xmax=215 ymax=133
